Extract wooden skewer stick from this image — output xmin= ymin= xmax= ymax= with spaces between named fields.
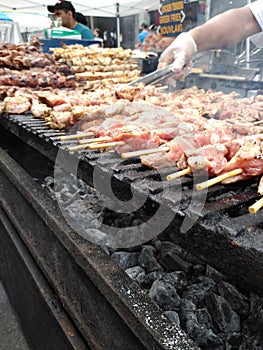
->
xmin=88 ymin=141 xmax=125 ymax=150
xmin=121 ymin=146 xmax=170 ymax=159
xmin=68 ymin=141 xmax=122 ymax=151
xmin=155 ymin=85 xmax=168 ymax=91
xmin=196 ymin=168 xmax=243 ymax=191
xmin=248 ymin=196 xmax=263 ymax=214
xmin=79 ymin=136 xmax=111 ymax=144
xmin=68 ymin=143 xmax=93 ymax=151
xmin=59 ymin=131 xmax=94 ymax=141
xmin=167 ymin=167 xmax=192 ymax=181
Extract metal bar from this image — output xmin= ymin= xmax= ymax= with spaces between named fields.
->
xmin=0 ymin=207 xmax=88 ymax=350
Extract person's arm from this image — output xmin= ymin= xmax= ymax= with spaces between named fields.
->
xmin=191 ymin=6 xmax=260 ymax=51
xmin=158 ymin=6 xmax=261 ymax=78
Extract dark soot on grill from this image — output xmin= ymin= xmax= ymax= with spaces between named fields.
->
xmin=42 ymin=173 xmax=263 ymax=350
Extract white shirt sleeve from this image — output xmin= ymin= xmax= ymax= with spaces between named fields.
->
xmin=247 ymin=0 xmax=263 ymax=30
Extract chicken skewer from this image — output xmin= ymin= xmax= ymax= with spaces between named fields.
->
xmin=195 ymin=136 xmax=263 ymax=196
xmin=164 ymin=133 xmax=262 ymax=179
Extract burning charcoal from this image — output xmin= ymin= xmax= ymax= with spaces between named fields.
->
xmin=183 ymin=252 xmax=206 ymax=266
xmin=64 ymin=200 xmax=100 ymax=228
xmin=217 ymin=281 xmax=250 ymax=317
xmin=185 ymin=320 xmax=223 ymax=348
xmin=182 ymin=277 xmax=216 ymax=307
xmin=158 ymin=248 xmax=193 ymax=274
xmin=180 ymin=300 xmax=222 ymax=348
xmin=241 ymin=336 xmax=263 ymax=350
xmin=143 ymin=271 xmax=162 ymax=289
xmin=138 ymin=245 xmax=160 ymax=273
xmin=158 ymin=241 xmax=203 ymax=265
xmin=206 ymin=264 xmax=227 ymax=282
xmin=111 ymin=251 xmax=140 ymax=270
xmin=179 ymin=299 xmax=196 ymax=325
xmin=194 ymin=275 xmax=218 ymax=287
xmin=160 ymin=271 xmax=188 ymax=294
xmin=196 ymin=308 xmax=212 ymax=329
xmin=148 ymin=280 xmax=181 ymax=312
xmin=244 ymin=293 xmax=263 ymax=335
xmin=205 ymin=293 xmax=241 ymax=334
xmin=157 ymin=241 xmax=182 ymax=258
xmin=217 ymin=332 xmax=242 ymax=349
xmin=163 ymin=310 xmax=181 ymax=327
xmin=192 ymin=264 xmax=206 ymax=278
xmin=125 ymin=266 xmax=145 ymax=284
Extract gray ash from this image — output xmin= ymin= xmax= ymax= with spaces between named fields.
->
xmin=43 ymin=174 xmax=263 ymax=350
xmin=120 ymin=240 xmax=263 ymax=349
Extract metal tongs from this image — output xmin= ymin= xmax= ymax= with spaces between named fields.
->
xmin=128 ymin=64 xmax=203 ymax=87
xmin=128 ymin=64 xmax=174 ymax=86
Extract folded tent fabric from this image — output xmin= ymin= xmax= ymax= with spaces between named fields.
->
xmin=0 ymin=0 xmax=160 ymax=17
xmin=0 ymin=12 xmax=13 ymax=21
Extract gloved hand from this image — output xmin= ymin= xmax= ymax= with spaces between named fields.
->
xmin=158 ymin=32 xmax=197 ymax=80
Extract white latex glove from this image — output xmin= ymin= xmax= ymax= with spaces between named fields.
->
xmin=158 ymin=32 xmax=197 ymax=80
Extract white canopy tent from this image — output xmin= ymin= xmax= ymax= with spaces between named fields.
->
xmin=0 ymin=12 xmax=51 ymax=32
xmin=0 ymin=1 xmax=159 ymax=17
xmin=0 ymin=1 xmax=160 ymax=45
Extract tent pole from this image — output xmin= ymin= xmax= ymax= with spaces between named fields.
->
xmin=116 ymin=2 xmax=120 ymax=47
xmin=246 ymin=0 xmax=251 ymax=68
xmin=90 ymin=16 xmax=94 ymax=31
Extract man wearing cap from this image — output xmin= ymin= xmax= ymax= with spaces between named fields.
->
xmin=136 ymin=22 xmax=149 ymax=49
xmin=48 ymin=1 xmax=94 ymax=39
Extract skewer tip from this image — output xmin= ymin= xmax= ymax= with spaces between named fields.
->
xmin=166 ymin=167 xmax=191 ymax=181
xmin=248 ymin=196 xmax=263 ymax=214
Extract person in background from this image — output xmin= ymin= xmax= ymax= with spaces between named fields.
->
xmin=75 ymin=12 xmax=88 ymax=26
xmin=47 ymin=0 xmax=94 ymax=39
xmin=158 ymin=1 xmax=263 ymax=80
xmin=93 ymin=28 xmax=104 ymax=45
xmin=136 ymin=21 xmax=149 ymax=49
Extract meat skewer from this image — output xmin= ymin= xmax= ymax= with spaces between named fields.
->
xmin=220 ymin=137 xmax=263 ymax=184
xmin=165 ymin=134 xmax=263 ymax=181
xmin=166 ymin=141 xmax=235 ymax=181
xmin=141 ymin=127 xmax=235 ymax=171
xmin=195 ymin=136 xmax=263 ymax=193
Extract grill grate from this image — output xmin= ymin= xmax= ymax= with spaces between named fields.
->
xmin=0 ymin=112 xmax=263 ymax=296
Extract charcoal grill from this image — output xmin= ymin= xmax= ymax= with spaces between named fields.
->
xmin=0 ymin=76 xmax=263 ymax=349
